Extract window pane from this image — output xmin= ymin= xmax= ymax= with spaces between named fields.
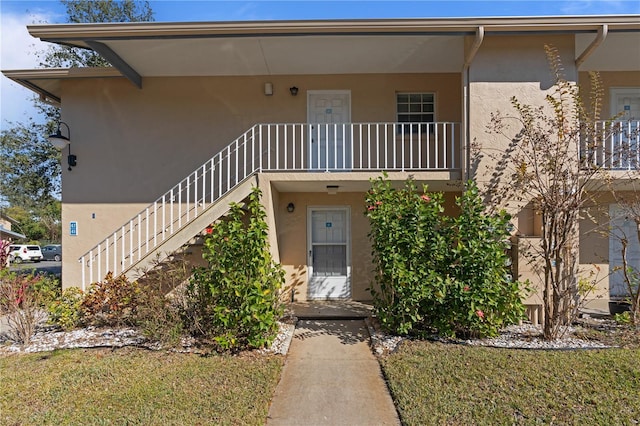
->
xmin=397 ymin=104 xmax=409 ymax=113
xmin=409 ymin=104 xmax=422 ymax=112
xmin=397 ymin=94 xmax=408 ymax=103
xmin=410 ymin=94 xmax=422 ymax=103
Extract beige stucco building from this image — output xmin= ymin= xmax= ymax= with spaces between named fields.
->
xmin=3 ymin=16 xmax=639 ymax=316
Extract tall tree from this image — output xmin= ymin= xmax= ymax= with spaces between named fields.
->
xmin=39 ymin=0 xmax=154 ymax=68
xmin=1 ymin=1 xmax=154 ymax=242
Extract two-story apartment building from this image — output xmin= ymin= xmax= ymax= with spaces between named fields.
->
xmin=3 ymin=16 xmax=639 ymax=315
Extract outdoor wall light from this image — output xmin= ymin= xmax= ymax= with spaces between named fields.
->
xmin=264 ymin=82 xmax=273 ymax=96
xmin=287 ymin=202 xmax=295 ymax=213
xmin=48 ymin=121 xmax=77 ymax=171
xmin=289 ymin=86 xmax=299 ymax=96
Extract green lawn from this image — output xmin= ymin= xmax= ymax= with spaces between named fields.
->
xmin=0 ymin=348 xmax=283 ymax=425
xmin=381 ymin=341 xmax=640 ymax=425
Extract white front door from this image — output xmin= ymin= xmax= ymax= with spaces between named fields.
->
xmin=308 ymin=207 xmax=351 ymax=299
xmin=307 ymin=91 xmax=351 ymax=170
xmin=609 ymin=204 xmax=640 ymax=298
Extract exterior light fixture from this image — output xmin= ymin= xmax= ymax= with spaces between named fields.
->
xmin=264 ymin=82 xmax=273 ymax=96
xmin=48 ymin=121 xmax=77 ymax=171
xmin=289 ymin=86 xmax=299 ymax=96
xmin=287 ymin=202 xmax=295 ymax=213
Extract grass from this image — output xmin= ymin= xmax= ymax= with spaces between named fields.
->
xmin=380 ymin=340 xmax=640 ymax=425
xmin=0 ymin=347 xmax=283 ymax=425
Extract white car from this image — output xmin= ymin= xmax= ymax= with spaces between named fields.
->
xmin=9 ymin=245 xmax=43 ymax=263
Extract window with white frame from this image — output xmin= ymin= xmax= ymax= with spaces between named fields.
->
xmin=397 ymin=93 xmax=435 ymax=133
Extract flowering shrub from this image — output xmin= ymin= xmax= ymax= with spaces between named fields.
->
xmin=366 ymin=175 xmax=526 ymax=338
xmin=187 ymin=187 xmax=284 ymax=351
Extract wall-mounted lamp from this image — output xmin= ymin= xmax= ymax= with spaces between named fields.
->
xmin=48 ymin=122 xmax=77 ymax=171
xmin=289 ymin=86 xmax=299 ymax=96
xmin=287 ymin=202 xmax=295 ymax=213
xmin=264 ymin=82 xmax=273 ymax=96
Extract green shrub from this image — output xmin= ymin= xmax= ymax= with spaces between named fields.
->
xmin=47 ymin=287 xmax=84 ymax=330
xmin=187 ymin=187 xmax=284 ymax=351
xmin=366 ymin=175 xmax=526 ymax=338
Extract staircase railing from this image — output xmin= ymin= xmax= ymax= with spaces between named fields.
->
xmin=79 ymin=121 xmax=461 ymax=287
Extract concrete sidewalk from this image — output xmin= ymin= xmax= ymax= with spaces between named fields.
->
xmin=267 ymin=319 xmax=400 ymax=425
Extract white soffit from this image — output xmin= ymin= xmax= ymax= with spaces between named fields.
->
xmin=98 ymin=35 xmax=464 ymax=76
xmin=576 ymin=32 xmax=640 ymax=71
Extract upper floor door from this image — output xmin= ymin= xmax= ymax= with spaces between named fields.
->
xmin=307 ymin=90 xmax=352 ymax=170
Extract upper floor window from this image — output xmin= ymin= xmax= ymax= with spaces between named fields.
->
xmin=397 ymin=93 xmax=435 ymax=133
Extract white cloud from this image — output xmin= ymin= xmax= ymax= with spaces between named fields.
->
xmin=0 ymin=10 xmax=54 ymax=130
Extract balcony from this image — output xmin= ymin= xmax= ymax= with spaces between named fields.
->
xmin=581 ymin=120 xmax=640 ymax=170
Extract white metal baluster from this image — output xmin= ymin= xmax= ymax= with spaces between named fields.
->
xmin=333 ymin=123 xmax=337 ymax=170
xmin=267 ymin=125 xmax=272 ymax=170
xmin=105 ymin=237 xmax=109 ymax=277
xmin=129 ymin=219 xmax=134 ymax=266
xmin=81 ymin=256 xmax=86 ymax=291
xmin=194 ymin=171 xmax=198 ymax=217
xmin=113 ymin=231 xmax=118 ymax=274
xmin=284 ymin=125 xmax=288 ymax=170
xmin=342 ymin=124 xmax=346 ymax=169
xmin=435 ymin=124 xmax=440 ymax=169
xmin=170 ymin=189 xmax=174 ymax=234
xmin=276 ymin=125 xmax=280 ymax=170
xmin=350 ymin=124 xmax=354 ymax=169
xmin=137 ymin=214 xmax=142 ymax=261
xmin=251 ymin=127 xmax=256 ymax=173
xmin=88 ymin=250 xmax=93 ymax=286
xmin=451 ymin=124 xmax=456 ymax=169
xmin=426 ymin=124 xmax=431 ymax=168
xmin=227 ymin=145 xmax=231 ymax=192
xmin=235 ymin=139 xmax=239 ymax=184
xmin=218 ymin=152 xmax=223 ymax=198
xmin=292 ymin=124 xmax=297 ymax=169
xmin=418 ymin=121 xmax=422 ymax=169
xmin=443 ymin=123 xmax=448 ymax=169
xmin=97 ymin=245 xmax=101 ymax=282
xmin=145 ymin=208 xmax=149 ymax=254
xmin=186 ymin=177 xmax=190 ymax=222
xmin=209 ymin=157 xmax=216 ymax=204
xmin=358 ymin=124 xmax=362 ymax=169
xmin=259 ymin=126 xmax=263 ymax=171
xmin=121 ymin=225 xmax=126 ymax=274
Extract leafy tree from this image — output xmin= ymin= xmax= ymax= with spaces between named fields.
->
xmin=38 ymin=0 xmax=154 ymax=68
xmin=479 ymin=45 xmax=636 ymax=339
xmin=1 ymin=1 xmax=154 ymax=241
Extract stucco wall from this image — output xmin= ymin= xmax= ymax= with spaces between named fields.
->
xmin=59 ymin=72 xmax=461 ymax=287
xmin=272 ymin=189 xmax=460 ymax=302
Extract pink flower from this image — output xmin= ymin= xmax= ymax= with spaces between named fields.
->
xmin=463 ymin=286 xmax=470 ymax=292
xmin=476 ymin=310 xmax=484 ymax=319
xmin=367 ymin=206 xmax=376 ymax=211
xmin=421 ymin=194 xmax=431 ymax=202
xmin=376 ymin=201 xmax=383 ymax=206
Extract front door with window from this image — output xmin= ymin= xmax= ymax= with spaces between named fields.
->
xmin=307 ymin=91 xmax=351 ymax=170
xmin=308 ymin=207 xmax=351 ymax=299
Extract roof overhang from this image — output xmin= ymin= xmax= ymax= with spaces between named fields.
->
xmin=3 ymin=16 xmax=639 ymax=99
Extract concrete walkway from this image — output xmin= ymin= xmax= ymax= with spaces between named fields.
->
xmin=267 ymin=319 xmax=400 ymax=425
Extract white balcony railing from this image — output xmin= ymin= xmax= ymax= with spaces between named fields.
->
xmin=581 ymin=120 xmax=640 ymax=170
xmin=78 ymin=122 xmax=460 ymax=288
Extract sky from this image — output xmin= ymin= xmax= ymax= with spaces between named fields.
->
xmin=1 ymin=0 xmax=639 ymax=130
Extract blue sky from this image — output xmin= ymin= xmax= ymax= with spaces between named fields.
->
xmin=2 ymin=0 xmax=639 ymax=129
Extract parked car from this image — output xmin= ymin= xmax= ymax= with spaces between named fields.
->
xmin=41 ymin=244 xmax=62 ymax=261
xmin=8 ymin=245 xmax=43 ymax=263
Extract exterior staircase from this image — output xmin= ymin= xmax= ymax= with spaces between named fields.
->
xmin=78 ymin=121 xmax=462 ymax=288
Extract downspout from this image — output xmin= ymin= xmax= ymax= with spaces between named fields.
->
xmin=462 ymin=26 xmax=484 ymax=181
xmin=575 ymin=24 xmax=608 ymax=69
